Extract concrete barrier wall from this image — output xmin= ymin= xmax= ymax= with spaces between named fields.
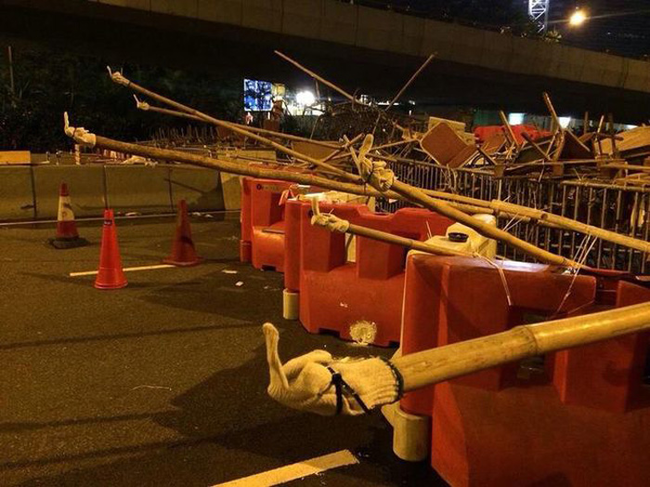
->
xmin=0 ymin=164 xmax=226 ymax=222
xmin=33 ymin=165 xmax=106 ymax=219
xmin=0 ymin=167 xmax=36 ymax=221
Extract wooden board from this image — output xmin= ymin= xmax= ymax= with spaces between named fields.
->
xmin=0 ymin=151 xmax=31 ymax=165
xmin=420 ymin=123 xmax=471 ymax=166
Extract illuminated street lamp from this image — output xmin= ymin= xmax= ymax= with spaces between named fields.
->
xmin=296 ymin=90 xmax=315 ymax=107
xmin=569 ymin=9 xmax=587 ymax=27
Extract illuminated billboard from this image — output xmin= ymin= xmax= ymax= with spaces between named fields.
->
xmin=244 ymin=79 xmax=273 ymax=111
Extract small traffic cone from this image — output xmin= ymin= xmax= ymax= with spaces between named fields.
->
xmin=163 ymin=200 xmax=201 ymax=267
xmin=48 ymin=182 xmax=89 ymax=249
xmin=94 ymin=209 xmax=127 ymax=290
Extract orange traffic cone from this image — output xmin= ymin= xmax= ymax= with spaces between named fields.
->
xmin=163 ymin=200 xmax=201 ymax=266
xmin=48 ymin=182 xmax=89 ymax=249
xmin=94 ymin=209 xmax=127 ymax=290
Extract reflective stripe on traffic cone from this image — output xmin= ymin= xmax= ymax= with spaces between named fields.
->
xmin=48 ymin=182 xmax=89 ymax=249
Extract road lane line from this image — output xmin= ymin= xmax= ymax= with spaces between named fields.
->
xmin=69 ymin=264 xmax=175 ymax=277
xmin=211 ymin=449 xmax=359 ymax=487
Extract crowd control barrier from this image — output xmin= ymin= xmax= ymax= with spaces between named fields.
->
xmin=283 ymin=200 xmax=453 ymax=346
xmin=394 ymin=254 xmax=650 ymax=486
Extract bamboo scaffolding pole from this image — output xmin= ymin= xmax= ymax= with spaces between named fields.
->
xmin=521 ymin=132 xmax=549 ymax=160
xmin=345 ymin=142 xmax=580 ymax=267
xmin=391 ymin=179 xmax=578 ymax=266
xmin=134 ymin=97 xmax=342 ymax=150
xmin=274 ymin=51 xmax=358 ymax=104
xmin=394 ymin=301 xmax=650 ymax=392
xmin=274 ymin=50 xmax=406 ymax=133
xmin=498 ymin=110 xmax=519 ymax=149
xmin=108 ymin=68 xmax=358 ymax=182
xmin=385 ymin=54 xmax=435 ymax=111
xmin=309 ymin=199 xmax=471 ymax=258
xmin=64 ymin=116 xmax=649 ymax=263
xmin=490 ymin=200 xmax=650 ymax=253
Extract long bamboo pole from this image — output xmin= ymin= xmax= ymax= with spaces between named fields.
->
xmin=346 ymin=143 xmax=579 ymax=267
xmin=390 ymin=180 xmax=578 ymax=266
xmin=385 ymin=54 xmax=435 ymax=111
xmin=273 ymin=51 xmax=406 ymax=133
xmin=108 ymin=69 xmax=358 ymax=182
xmin=417 ymin=189 xmax=649 ymax=254
xmin=394 ymin=301 xmax=650 ymax=391
xmin=490 ymin=200 xmax=650 ymax=254
xmin=63 ymin=120 xmax=393 ymax=199
xmin=309 ymin=199 xmax=471 ymax=258
xmin=66 ymin=119 xmax=572 ymax=265
xmin=135 ymin=97 xmax=342 ymax=150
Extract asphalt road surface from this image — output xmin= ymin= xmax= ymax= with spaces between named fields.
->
xmin=0 ymin=213 xmax=446 ymax=487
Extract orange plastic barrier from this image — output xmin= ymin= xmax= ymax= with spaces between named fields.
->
xmin=284 ymin=200 xmax=452 ymax=346
xmin=240 ymin=178 xmax=294 ymax=272
xmin=474 ymin=124 xmax=551 ymax=144
xmin=400 ymin=254 xmax=650 ymax=486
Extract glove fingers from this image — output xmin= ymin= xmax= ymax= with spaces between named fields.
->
xmin=283 ymin=350 xmax=332 ymax=380
xmin=262 ymin=323 xmax=289 ymax=389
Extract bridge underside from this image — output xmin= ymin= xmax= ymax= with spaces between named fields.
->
xmin=2 ymin=1 xmax=649 ymax=122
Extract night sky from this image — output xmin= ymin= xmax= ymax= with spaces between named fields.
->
xmin=548 ymin=0 xmax=650 ymax=58
xmin=361 ymin=1 xmax=650 ymax=58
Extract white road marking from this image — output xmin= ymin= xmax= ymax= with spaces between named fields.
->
xmin=211 ymin=449 xmax=359 ymax=487
xmin=69 ymin=264 xmax=175 ymax=277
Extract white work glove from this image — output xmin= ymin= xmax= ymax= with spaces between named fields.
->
xmin=263 ymin=323 xmax=402 ymax=416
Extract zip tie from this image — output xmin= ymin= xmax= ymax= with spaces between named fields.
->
xmin=551 ymin=233 xmax=598 ymax=318
xmin=476 ymin=254 xmax=513 ymax=306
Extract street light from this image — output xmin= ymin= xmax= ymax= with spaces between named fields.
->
xmin=296 ymin=90 xmax=315 ymax=107
xmin=569 ymin=9 xmax=587 ymax=27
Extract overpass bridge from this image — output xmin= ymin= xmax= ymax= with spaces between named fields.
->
xmin=2 ymin=0 xmax=650 ymax=121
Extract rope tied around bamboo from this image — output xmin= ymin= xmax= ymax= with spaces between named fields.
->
xmin=310 ymin=210 xmax=350 ymax=234
xmin=351 ymin=134 xmax=396 ymax=192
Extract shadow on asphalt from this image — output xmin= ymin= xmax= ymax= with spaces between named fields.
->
xmin=12 ymin=331 xmax=444 ymax=487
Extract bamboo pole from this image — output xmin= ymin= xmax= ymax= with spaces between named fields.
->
xmin=135 ymin=97 xmax=342 ymax=150
xmin=346 ymin=142 xmax=579 ymax=267
xmin=490 ymin=200 xmax=650 ymax=254
xmin=521 ymin=132 xmax=549 ymax=160
xmin=108 ymin=68 xmax=357 ymax=182
xmin=385 ymin=54 xmax=435 ymax=111
xmin=309 ymin=199 xmax=471 ymax=258
xmin=64 ymin=118 xmax=649 ymax=263
xmin=498 ymin=110 xmax=519 ymax=149
xmin=389 ymin=179 xmax=578 ymax=267
xmin=63 ymin=120 xmax=395 ymax=199
xmin=274 ymin=51 xmax=406 ymax=133
xmin=394 ymin=301 xmax=650 ymax=392
xmin=274 ymin=50 xmax=358 ymax=103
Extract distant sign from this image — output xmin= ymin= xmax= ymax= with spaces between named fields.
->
xmin=244 ymin=79 xmax=273 ymax=111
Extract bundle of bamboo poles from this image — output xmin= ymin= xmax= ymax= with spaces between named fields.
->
xmin=62 ymin=62 xmax=650 ymax=269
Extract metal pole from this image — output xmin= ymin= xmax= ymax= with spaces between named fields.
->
xmin=7 ymin=45 xmax=15 ymax=96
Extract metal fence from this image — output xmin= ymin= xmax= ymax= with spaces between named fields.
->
xmin=378 ymin=160 xmax=650 ymax=274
